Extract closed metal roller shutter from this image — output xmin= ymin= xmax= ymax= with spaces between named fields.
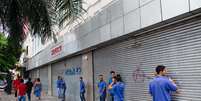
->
xmin=93 ymin=18 xmax=201 ymax=101
xmin=30 ymin=69 xmax=38 ymax=80
xmin=63 ymin=56 xmax=82 ymax=101
xmin=51 ymin=56 xmax=82 ymax=101
xmin=29 ymin=70 xmax=34 ymax=79
xmin=52 ymin=61 xmax=65 ymax=96
xmin=39 ymin=66 xmax=48 ymax=95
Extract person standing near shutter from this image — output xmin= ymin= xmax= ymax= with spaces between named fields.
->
xmin=108 ymin=71 xmax=116 ymax=101
xmin=149 ymin=65 xmax=178 ymax=101
xmin=98 ymin=75 xmax=107 ymax=101
xmin=109 ymin=74 xmax=125 ymax=101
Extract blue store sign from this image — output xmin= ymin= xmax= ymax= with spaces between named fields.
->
xmin=64 ymin=67 xmax=81 ymax=75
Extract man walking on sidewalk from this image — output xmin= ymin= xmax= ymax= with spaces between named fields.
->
xmin=57 ymin=76 xmax=66 ymax=101
xmin=13 ymin=75 xmax=21 ymax=101
xmin=80 ymin=77 xmax=86 ymax=101
xmin=26 ymin=78 xmax=33 ymax=101
xmin=18 ymin=79 xmax=27 ymax=101
xmin=13 ymin=75 xmax=21 ymax=98
xmin=61 ymin=77 xmax=66 ymax=101
xmin=149 ymin=65 xmax=178 ymax=101
xmin=57 ymin=76 xmax=62 ymax=99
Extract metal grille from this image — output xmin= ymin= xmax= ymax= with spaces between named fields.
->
xmin=39 ymin=66 xmax=48 ymax=95
xmin=52 ymin=61 xmax=66 ymax=96
xmin=30 ymin=69 xmax=38 ymax=80
xmin=51 ymin=56 xmax=82 ymax=101
xmin=93 ymin=18 xmax=201 ymax=101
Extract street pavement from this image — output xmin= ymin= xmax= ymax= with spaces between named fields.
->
xmin=0 ymin=91 xmax=59 ymax=101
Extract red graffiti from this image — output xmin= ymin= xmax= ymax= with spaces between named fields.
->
xmin=133 ymin=67 xmax=146 ymax=82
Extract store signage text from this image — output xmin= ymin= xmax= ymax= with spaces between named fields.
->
xmin=51 ymin=45 xmax=62 ymax=56
xmin=64 ymin=67 xmax=81 ymax=75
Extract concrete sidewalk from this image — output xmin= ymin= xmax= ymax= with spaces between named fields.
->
xmin=0 ymin=91 xmax=59 ymax=101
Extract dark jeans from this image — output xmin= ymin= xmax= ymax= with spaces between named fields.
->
xmin=109 ymin=94 xmax=114 ymax=101
xmin=27 ymin=92 xmax=31 ymax=101
xmin=100 ymin=95 xmax=106 ymax=101
xmin=61 ymin=88 xmax=66 ymax=101
xmin=18 ymin=96 xmax=26 ymax=101
xmin=15 ymin=90 xmax=17 ymax=97
xmin=80 ymin=92 xmax=86 ymax=101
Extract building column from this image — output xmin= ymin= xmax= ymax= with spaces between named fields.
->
xmin=36 ymin=69 xmax=40 ymax=78
xmin=82 ymin=52 xmax=93 ymax=101
xmin=48 ymin=64 xmax=52 ymax=96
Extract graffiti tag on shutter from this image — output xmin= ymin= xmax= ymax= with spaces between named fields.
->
xmin=64 ymin=67 xmax=81 ymax=75
xmin=133 ymin=67 xmax=152 ymax=82
xmin=133 ymin=67 xmax=146 ymax=82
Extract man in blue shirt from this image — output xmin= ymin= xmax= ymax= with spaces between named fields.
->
xmin=98 ymin=75 xmax=107 ymax=101
xmin=108 ymin=71 xmax=116 ymax=101
xmin=149 ymin=65 xmax=177 ymax=101
xmin=57 ymin=76 xmax=66 ymax=101
xmin=61 ymin=77 xmax=66 ymax=101
xmin=109 ymin=75 xmax=125 ymax=101
xmin=80 ymin=77 xmax=86 ymax=101
xmin=57 ymin=76 xmax=62 ymax=99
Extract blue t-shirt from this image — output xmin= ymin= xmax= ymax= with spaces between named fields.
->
xmin=108 ymin=77 xmax=113 ymax=84
xmin=98 ymin=81 xmax=107 ymax=96
xmin=61 ymin=80 xmax=66 ymax=89
xmin=149 ymin=76 xmax=177 ymax=101
xmin=80 ymin=80 xmax=85 ymax=93
xmin=57 ymin=80 xmax=62 ymax=88
xmin=112 ymin=82 xmax=125 ymax=101
xmin=108 ymin=77 xmax=114 ymax=95
xmin=57 ymin=80 xmax=66 ymax=89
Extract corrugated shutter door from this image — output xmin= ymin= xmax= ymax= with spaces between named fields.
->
xmin=51 ymin=56 xmax=82 ymax=101
xmin=39 ymin=66 xmax=48 ymax=95
xmin=30 ymin=69 xmax=38 ymax=80
xmin=93 ymin=18 xmax=201 ymax=101
xmin=93 ymin=48 xmax=114 ymax=101
xmin=52 ymin=61 xmax=65 ymax=96
xmin=29 ymin=70 xmax=34 ymax=79
xmin=63 ymin=56 xmax=82 ymax=101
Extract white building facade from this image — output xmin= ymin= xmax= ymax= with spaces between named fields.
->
xmin=21 ymin=0 xmax=201 ymax=101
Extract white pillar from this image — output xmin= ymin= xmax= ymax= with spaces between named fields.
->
xmin=36 ymin=69 xmax=40 ymax=78
xmin=48 ymin=64 xmax=52 ymax=96
xmin=82 ymin=52 xmax=93 ymax=101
